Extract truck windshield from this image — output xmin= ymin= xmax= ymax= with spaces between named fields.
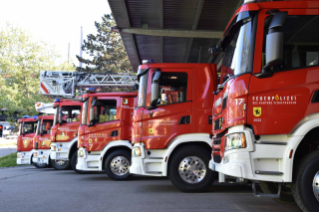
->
xmin=217 ymin=14 xmax=255 ymax=84
xmin=19 ymin=122 xmax=22 ymax=136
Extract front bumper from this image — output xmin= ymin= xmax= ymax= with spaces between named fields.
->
xmin=32 ymin=149 xmax=51 ymax=164
xmin=209 ymin=126 xmax=291 ymax=182
xmin=130 ymin=143 xmax=165 ymax=177
xmin=76 ymin=148 xmax=102 ymax=171
xmin=17 ymin=150 xmax=34 ymax=165
xmin=50 ymin=142 xmax=70 ymax=161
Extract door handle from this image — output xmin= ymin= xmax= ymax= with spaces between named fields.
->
xmin=150 ymin=112 xmax=153 ymax=117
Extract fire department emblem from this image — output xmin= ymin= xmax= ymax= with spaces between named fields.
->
xmin=149 ymin=128 xmax=154 ymax=135
xmin=253 ymin=107 xmax=262 ymax=117
xmin=42 ymin=141 xmax=45 ymax=146
xmin=89 ymin=139 xmax=93 ymax=143
xmin=123 ymin=99 xmax=128 ymax=105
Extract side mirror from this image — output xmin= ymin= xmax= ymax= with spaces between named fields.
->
xmin=263 ymin=12 xmax=287 ymax=72
xmin=149 ymin=70 xmax=161 ymax=110
xmin=89 ymin=107 xmax=94 ymax=126
xmin=22 ymin=124 xmax=25 ymax=136
xmin=40 ymin=126 xmax=43 ymax=136
xmin=58 ymin=111 xmax=63 ymax=126
xmin=209 ymin=45 xmax=221 ymax=56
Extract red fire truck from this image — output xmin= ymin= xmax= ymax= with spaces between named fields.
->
xmin=50 ymin=99 xmax=83 ymax=171
xmin=77 ymin=90 xmax=137 ymax=180
xmin=32 ymin=115 xmax=54 ymax=168
xmin=17 ymin=116 xmax=38 ymax=165
xmin=209 ymin=1 xmax=319 ymax=211
xmin=130 ymin=62 xmax=218 ymax=192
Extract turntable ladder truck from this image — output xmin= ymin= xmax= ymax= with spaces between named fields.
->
xmin=39 ymin=71 xmax=137 ymax=176
xmin=208 ymin=1 xmax=319 ymax=211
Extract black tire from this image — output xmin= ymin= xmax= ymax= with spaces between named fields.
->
xmin=104 ymin=149 xmax=131 ymax=181
xmin=168 ymin=145 xmax=216 ymax=192
xmin=32 ymin=156 xmax=48 ymax=168
xmin=292 ymin=150 xmax=319 ymax=212
xmin=71 ymin=151 xmax=86 ymax=174
xmin=259 ymin=181 xmax=295 ymax=204
xmin=50 ymin=158 xmax=71 ymax=170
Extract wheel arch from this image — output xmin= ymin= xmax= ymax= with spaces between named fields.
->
xmin=68 ymin=138 xmax=78 ymax=160
xmin=163 ymin=133 xmax=212 ymax=176
xmin=100 ymin=140 xmax=132 ymax=170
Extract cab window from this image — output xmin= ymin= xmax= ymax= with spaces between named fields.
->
xmin=60 ymin=106 xmax=81 ymax=123
xmin=41 ymin=120 xmax=53 ymax=134
xmin=154 ymin=72 xmax=188 ymax=106
xmin=92 ymin=100 xmax=117 ymax=124
xmin=262 ymin=15 xmax=319 ymax=70
xmin=23 ymin=122 xmax=37 ymax=134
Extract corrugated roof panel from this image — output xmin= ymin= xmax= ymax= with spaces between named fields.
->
xmin=163 ymin=37 xmax=189 ymax=62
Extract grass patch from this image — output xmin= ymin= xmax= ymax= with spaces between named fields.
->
xmin=0 ymin=152 xmax=21 ymax=168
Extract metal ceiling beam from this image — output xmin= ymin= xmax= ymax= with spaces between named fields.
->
xmin=183 ymin=0 xmax=205 ymax=62
xmin=159 ymin=0 xmax=164 ymax=63
xmin=119 ymin=0 xmax=141 ymax=65
xmin=118 ymin=28 xmax=223 ymax=38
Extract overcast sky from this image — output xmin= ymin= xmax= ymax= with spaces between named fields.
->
xmin=0 ymin=0 xmax=111 ymax=66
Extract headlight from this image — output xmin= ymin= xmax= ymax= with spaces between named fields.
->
xmin=34 ymin=152 xmax=38 ymax=157
xmin=225 ymin=133 xmax=246 ymax=151
xmin=78 ymin=150 xmax=84 ymax=157
xmin=17 ymin=153 xmax=21 ymax=158
xmin=51 ymin=145 xmax=56 ymax=151
xmin=132 ymin=147 xmax=141 ymax=157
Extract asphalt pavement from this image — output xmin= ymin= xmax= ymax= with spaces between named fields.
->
xmin=0 ymin=166 xmax=302 ymax=212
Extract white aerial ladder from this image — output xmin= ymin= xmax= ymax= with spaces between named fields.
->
xmin=35 ymin=102 xmax=55 ymax=115
xmin=39 ymin=71 xmax=137 ymax=97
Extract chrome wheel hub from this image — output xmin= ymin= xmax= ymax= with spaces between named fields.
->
xmin=110 ymin=156 xmax=130 ymax=176
xmin=178 ymin=156 xmax=207 ymax=184
xmin=56 ymin=160 xmax=66 ymax=166
xmin=313 ymin=171 xmax=319 ymax=202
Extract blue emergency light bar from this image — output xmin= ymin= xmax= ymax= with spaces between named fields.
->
xmin=86 ymin=87 xmax=96 ymax=93
xmin=54 ymin=98 xmax=60 ymax=102
xmin=142 ymin=59 xmax=155 ymax=64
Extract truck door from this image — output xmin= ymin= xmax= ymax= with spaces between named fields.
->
xmin=39 ymin=119 xmax=54 ymax=149
xmin=248 ymin=9 xmax=319 ymax=135
xmin=56 ymin=106 xmax=81 ymax=142
xmin=141 ymin=68 xmax=193 ymax=149
xmin=84 ymin=97 xmax=120 ymax=151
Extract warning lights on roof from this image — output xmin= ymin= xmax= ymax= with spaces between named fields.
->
xmin=86 ymin=87 xmax=96 ymax=93
xmin=142 ymin=59 xmax=155 ymax=64
xmin=34 ymin=115 xmax=38 ymax=120
xmin=22 ymin=115 xmax=33 ymax=119
xmin=36 ymin=102 xmax=41 ymax=107
xmin=54 ymin=99 xmax=60 ymax=103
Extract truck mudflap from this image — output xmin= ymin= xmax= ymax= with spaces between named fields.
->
xmin=32 ymin=149 xmax=51 ymax=164
xmin=77 ymin=147 xmax=102 ymax=171
xmin=17 ymin=150 xmax=34 ymax=165
xmin=210 ymin=126 xmax=294 ymax=183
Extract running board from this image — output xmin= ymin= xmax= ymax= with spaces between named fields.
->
xmin=88 ymin=166 xmax=99 ymax=168
xmin=255 ymin=170 xmax=283 ymax=175
xmin=146 ymin=171 xmax=162 ymax=174
xmin=252 ymin=181 xmax=281 ymax=198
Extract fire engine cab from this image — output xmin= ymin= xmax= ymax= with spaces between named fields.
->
xmin=130 ymin=61 xmax=218 ymax=192
xmin=209 ymin=1 xmax=319 ymax=211
xmin=50 ymin=99 xmax=83 ymax=171
xmin=17 ymin=116 xmax=38 ymax=165
xmin=77 ymin=89 xmax=137 ymax=180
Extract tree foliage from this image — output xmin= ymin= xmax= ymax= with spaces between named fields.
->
xmin=76 ymin=14 xmax=132 ymax=73
xmin=0 ymin=23 xmax=75 ymax=123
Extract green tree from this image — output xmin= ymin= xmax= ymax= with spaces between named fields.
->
xmin=76 ymin=14 xmax=132 ymax=73
xmin=0 ymin=23 xmax=75 ymax=123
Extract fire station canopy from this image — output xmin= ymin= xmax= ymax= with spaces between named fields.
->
xmin=108 ymin=0 xmax=242 ymax=72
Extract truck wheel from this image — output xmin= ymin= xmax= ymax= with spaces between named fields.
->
xmin=292 ymin=150 xmax=319 ymax=212
xmin=50 ymin=159 xmax=70 ymax=170
xmin=105 ymin=150 xmax=131 ymax=181
xmin=71 ymin=151 xmax=86 ymax=174
xmin=259 ymin=181 xmax=295 ymax=204
xmin=168 ymin=145 xmax=216 ymax=192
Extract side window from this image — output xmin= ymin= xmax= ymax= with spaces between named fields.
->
xmin=262 ymin=15 xmax=319 ymax=70
xmin=93 ymin=99 xmax=117 ymax=124
xmin=61 ymin=106 xmax=81 ymax=123
xmin=42 ymin=120 xmax=53 ymax=134
xmin=155 ymin=72 xmax=188 ymax=106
